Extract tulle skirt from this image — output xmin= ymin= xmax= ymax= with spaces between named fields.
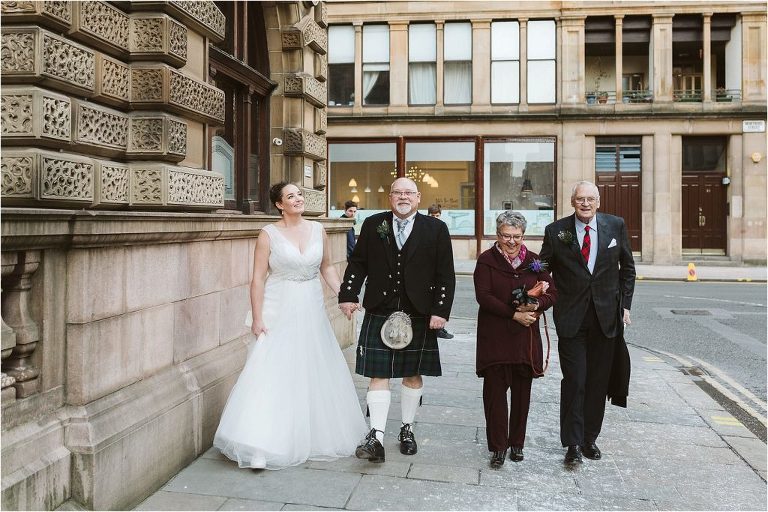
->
xmin=213 ymin=277 xmax=368 ymax=470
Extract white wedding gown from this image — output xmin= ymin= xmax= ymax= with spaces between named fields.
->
xmin=213 ymin=221 xmax=368 ymax=470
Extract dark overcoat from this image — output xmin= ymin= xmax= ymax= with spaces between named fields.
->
xmin=474 ymin=246 xmax=557 ymax=377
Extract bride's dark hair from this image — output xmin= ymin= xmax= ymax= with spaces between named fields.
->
xmin=269 ymin=181 xmax=290 ymax=212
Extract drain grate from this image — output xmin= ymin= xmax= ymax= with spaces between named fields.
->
xmin=671 ymin=309 xmax=711 ymax=316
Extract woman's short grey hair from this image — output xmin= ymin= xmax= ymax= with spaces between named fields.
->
xmin=496 ymin=210 xmax=527 ymax=234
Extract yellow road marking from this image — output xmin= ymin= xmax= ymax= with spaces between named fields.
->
xmin=643 ymin=356 xmax=663 ymax=362
xmin=711 ymin=415 xmax=742 ymax=426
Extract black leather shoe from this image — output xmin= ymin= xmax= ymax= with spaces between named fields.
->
xmin=398 ymin=423 xmax=418 ymax=455
xmin=509 ymin=446 xmax=524 ymax=462
xmin=581 ymin=442 xmax=601 ymax=460
xmin=355 ymin=429 xmax=385 ymax=463
xmin=436 ymin=328 xmax=454 ymax=339
xmin=564 ymin=445 xmax=583 ymax=465
xmin=490 ymin=450 xmax=507 ymax=469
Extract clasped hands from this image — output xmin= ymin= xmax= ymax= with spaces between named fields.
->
xmin=339 ymin=302 xmax=447 ymax=330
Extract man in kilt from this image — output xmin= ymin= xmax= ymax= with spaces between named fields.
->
xmin=339 ymin=177 xmax=456 ymax=462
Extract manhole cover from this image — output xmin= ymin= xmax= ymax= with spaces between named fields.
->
xmin=671 ymin=309 xmax=711 ymax=316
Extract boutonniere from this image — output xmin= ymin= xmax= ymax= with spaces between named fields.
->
xmin=376 ymin=220 xmax=390 ymax=242
xmin=528 ymin=258 xmax=548 ymax=273
xmin=557 ymin=230 xmax=575 ymax=245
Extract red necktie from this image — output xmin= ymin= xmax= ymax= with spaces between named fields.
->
xmin=581 ymin=226 xmax=591 ymax=264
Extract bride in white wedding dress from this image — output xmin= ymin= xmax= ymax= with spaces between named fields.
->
xmin=213 ymin=182 xmax=368 ymax=470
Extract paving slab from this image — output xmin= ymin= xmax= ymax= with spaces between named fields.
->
xmin=219 ymin=498 xmax=286 ymax=511
xmin=135 ymin=491 xmax=228 ymax=511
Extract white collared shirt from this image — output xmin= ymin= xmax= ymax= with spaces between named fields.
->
xmin=394 ymin=211 xmax=417 ymax=246
xmin=575 ymin=216 xmax=598 ymax=274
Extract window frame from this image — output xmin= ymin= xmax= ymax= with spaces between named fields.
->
xmin=443 ymin=21 xmax=473 ymax=106
xmin=490 ymin=20 xmax=520 ymax=105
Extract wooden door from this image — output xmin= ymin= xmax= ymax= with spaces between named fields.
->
xmin=595 ymin=141 xmax=642 ymax=252
xmin=682 ymin=173 xmax=727 ymax=251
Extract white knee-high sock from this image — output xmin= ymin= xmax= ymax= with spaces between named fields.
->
xmin=367 ymin=390 xmax=391 ymax=442
xmin=400 ymin=384 xmax=423 ymax=425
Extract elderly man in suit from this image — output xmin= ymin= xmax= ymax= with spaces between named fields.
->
xmin=540 ymin=180 xmax=635 ymax=465
xmin=339 ymin=177 xmax=455 ymax=463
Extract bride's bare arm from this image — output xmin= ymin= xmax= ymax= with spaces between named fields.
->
xmin=250 ymin=230 xmax=271 ymax=336
xmin=319 ymin=227 xmax=342 ymax=295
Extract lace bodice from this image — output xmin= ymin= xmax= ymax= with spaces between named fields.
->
xmin=263 ymin=222 xmax=323 ymax=282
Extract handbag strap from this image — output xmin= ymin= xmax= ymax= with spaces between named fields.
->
xmin=529 ymin=311 xmax=551 ymax=377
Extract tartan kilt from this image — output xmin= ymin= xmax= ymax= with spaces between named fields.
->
xmin=355 ymin=311 xmax=442 ymax=378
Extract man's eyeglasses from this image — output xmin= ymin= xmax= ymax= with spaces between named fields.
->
xmin=390 ymin=190 xmax=419 ymax=197
xmin=498 ymin=233 xmax=523 ymax=242
xmin=574 ymin=196 xmax=597 ymax=205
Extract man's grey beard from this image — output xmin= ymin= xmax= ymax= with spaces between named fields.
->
xmin=395 ymin=204 xmax=411 ymax=215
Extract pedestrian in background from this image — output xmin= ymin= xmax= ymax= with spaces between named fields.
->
xmin=474 ymin=211 xmax=557 ymax=468
xmin=340 ymin=200 xmax=358 ymax=260
xmin=539 ymin=180 xmax=635 ymax=465
xmin=427 ymin=203 xmax=454 ymax=340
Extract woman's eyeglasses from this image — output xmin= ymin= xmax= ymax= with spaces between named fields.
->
xmin=498 ymin=233 xmax=523 ymax=242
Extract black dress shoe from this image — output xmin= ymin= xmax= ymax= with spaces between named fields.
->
xmin=398 ymin=423 xmax=418 ymax=455
xmin=564 ymin=445 xmax=583 ymax=464
xmin=490 ymin=450 xmax=507 ymax=469
xmin=436 ymin=328 xmax=454 ymax=339
xmin=581 ymin=442 xmax=601 ymax=460
xmin=509 ymin=446 xmax=524 ymax=462
xmin=355 ymin=429 xmax=385 ymax=463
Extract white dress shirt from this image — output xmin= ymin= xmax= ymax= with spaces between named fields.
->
xmin=575 ymin=216 xmax=598 ymax=274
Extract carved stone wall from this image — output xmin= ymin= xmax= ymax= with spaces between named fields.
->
xmin=284 ymin=73 xmax=327 ymax=108
xmin=283 ymin=128 xmax=327 ymax=160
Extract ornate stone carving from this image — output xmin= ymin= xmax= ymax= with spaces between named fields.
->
xmin=315 ymin=53 xmax=327 ymax=82
xmin=74 ymin=103 xmax=128 ymax=151
xmin=168 ymin=19 xmax=187 ymax=61
xmin=1 ymin=2 xmax=36 ymax=13
xmin=168 ymin=119 xmax=187 ymax=156
xmin=282 ymin=15 xmax=327 ymax=55
xmin=131 ymin=17 xmax=164 ymax=53
xmin=130 ymin=67 xmax=164 ymax=102
xmin=98 ymin=163 xmax=129 ymax=203
xmin=43 ymin=1 xmax=71 ymax=24
xmin=76 ymin=0 xmax=129 ymax=54
xmin=168 ymin=169 xmax=224 ymax=206
xmin=97 ymin=55 xmax=130 ymax=105
xmin=314 ymin=160 xmax=327 ymax=190
xmin=301 ymin=187 xmax=325 ymax=213
xmin=314 ymin=107 xmax=327 ymax=135
xmin=41 ymin=156 xmax=94 ymax=200
xmin=1 ymin=2 xmax=71 ymax=30
xmin=1 ymin=31 xmax=36 ymax=73
xmin=281 ymin=31 xmax=302 ymax=50
xmin=1 ymin=95 xmax=33 ymax=135
xmin=130 ymin=168 xmax=164 ymax=204
xmin=1 ymin=155 xmax=34 ymax=197
xmin=169 ymin=69 xmax=225 ymax=123
xmin=283 ymin=128 xmax=327 ymax=160
xmin=42 ymin=31 xmax=96 ymax=92
xmin=284 ymin=74 xmax=327 ymax=108
xmin=314 ymin=2 xmax=328 ymax=28
xmin=129 ymin=118 xmax=163 ymax=151
xmin=43 ymin=96 xmax=71 ymax=140
xmin=169 ymin=0 xmax=225 ymax=41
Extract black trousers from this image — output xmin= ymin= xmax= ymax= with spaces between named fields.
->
xmin=558 ymin=299 xmax=616 ymax=447
xmin=482 ymin=365 xmax=533 ymax=451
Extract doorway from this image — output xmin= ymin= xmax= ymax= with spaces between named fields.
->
xmin=681 ymin=137 xmax=728 ymax=253
xmin=595 ymin=138 xmax=642 ymax=252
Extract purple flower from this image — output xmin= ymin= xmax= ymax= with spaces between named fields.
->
xmin=528 ymin=259 xmax=548 ymax=273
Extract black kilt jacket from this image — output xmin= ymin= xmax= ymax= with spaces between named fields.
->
xmin=339 ymin=211 xmax=456 ymax=378
xmin=539 ymin=213 xmax=636 ymax=339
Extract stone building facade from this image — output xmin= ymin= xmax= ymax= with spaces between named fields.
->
xmin=325 ymin=1 xmax=767 ymax=264
xmin=0 ymin=1 xmax=345 ymax=509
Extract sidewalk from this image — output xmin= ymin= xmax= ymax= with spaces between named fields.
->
xmin=454 ymin=259 xmax=767 ymax=282
xmin=137 ymin=316 xmax=767 ymax=511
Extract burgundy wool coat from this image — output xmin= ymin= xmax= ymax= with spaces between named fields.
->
xmin=474 ymin=246 xmax=557 ymax=377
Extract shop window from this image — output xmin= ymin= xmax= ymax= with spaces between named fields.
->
xmin=409 ymin=23 xmax=437 ymax=105
xmin=683 ymin=137 xmax=727 ymax=172
xmin=483 ymin=139 xmax=556 ymax=236
xmin=363 ymin=25 xmax=390 ymax=105
xmin=329 ymin=25 xmax=355 ymax=106
xmin=444 ymin=22 xmax=472 ymax=105
xmin=405 ymin=141 xmax=475 ymax=235
xmin=527 ymin=20 xmax=556 ymax=103
xmin=328 ymin=142 xmax=397 ymax=231
xmin=491 ymin=21 xmax=520 ymax=104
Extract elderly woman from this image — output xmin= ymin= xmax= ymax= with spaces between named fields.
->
xmin=474 ymin=211 xmax=557 ymax=468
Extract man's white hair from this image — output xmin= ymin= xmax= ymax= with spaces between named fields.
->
xmin=570 ymin=181 xmax=600 ymax=201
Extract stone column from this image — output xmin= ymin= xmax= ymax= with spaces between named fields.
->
xmin=652 ymin=14 xmax=674 ymax=102
xmin=615 ymin=15 xmax=624 ymax=102
xmin=353 ymin=22 xmax=362 ymax=113
xmin=471 ymin=19 xmax=491 ymax=111
xmin=559 ymin=16 xmax=585 ymax=104
xmin=435 ymin=21 xmax=444 ymax=110
xmin=652 ymin=132 xmax=676 ymax=263
xmin=519 ymin=18 xmax=528 ymax=109
xmin=702 ymin=13 xmax=712 ymax=102
xmin=1 ymin=250 xmax=41 ymax=398
xmin=741 ymin=13 xmax=767 ymax=103
xmin=389 ymin=21 xmax=409 ymax=112
xmin=1 ymin=252 xmax=18 ymax=402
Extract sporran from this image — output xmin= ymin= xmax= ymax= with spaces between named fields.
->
xmin=380 ymin=311 xmax=413 ymax=350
